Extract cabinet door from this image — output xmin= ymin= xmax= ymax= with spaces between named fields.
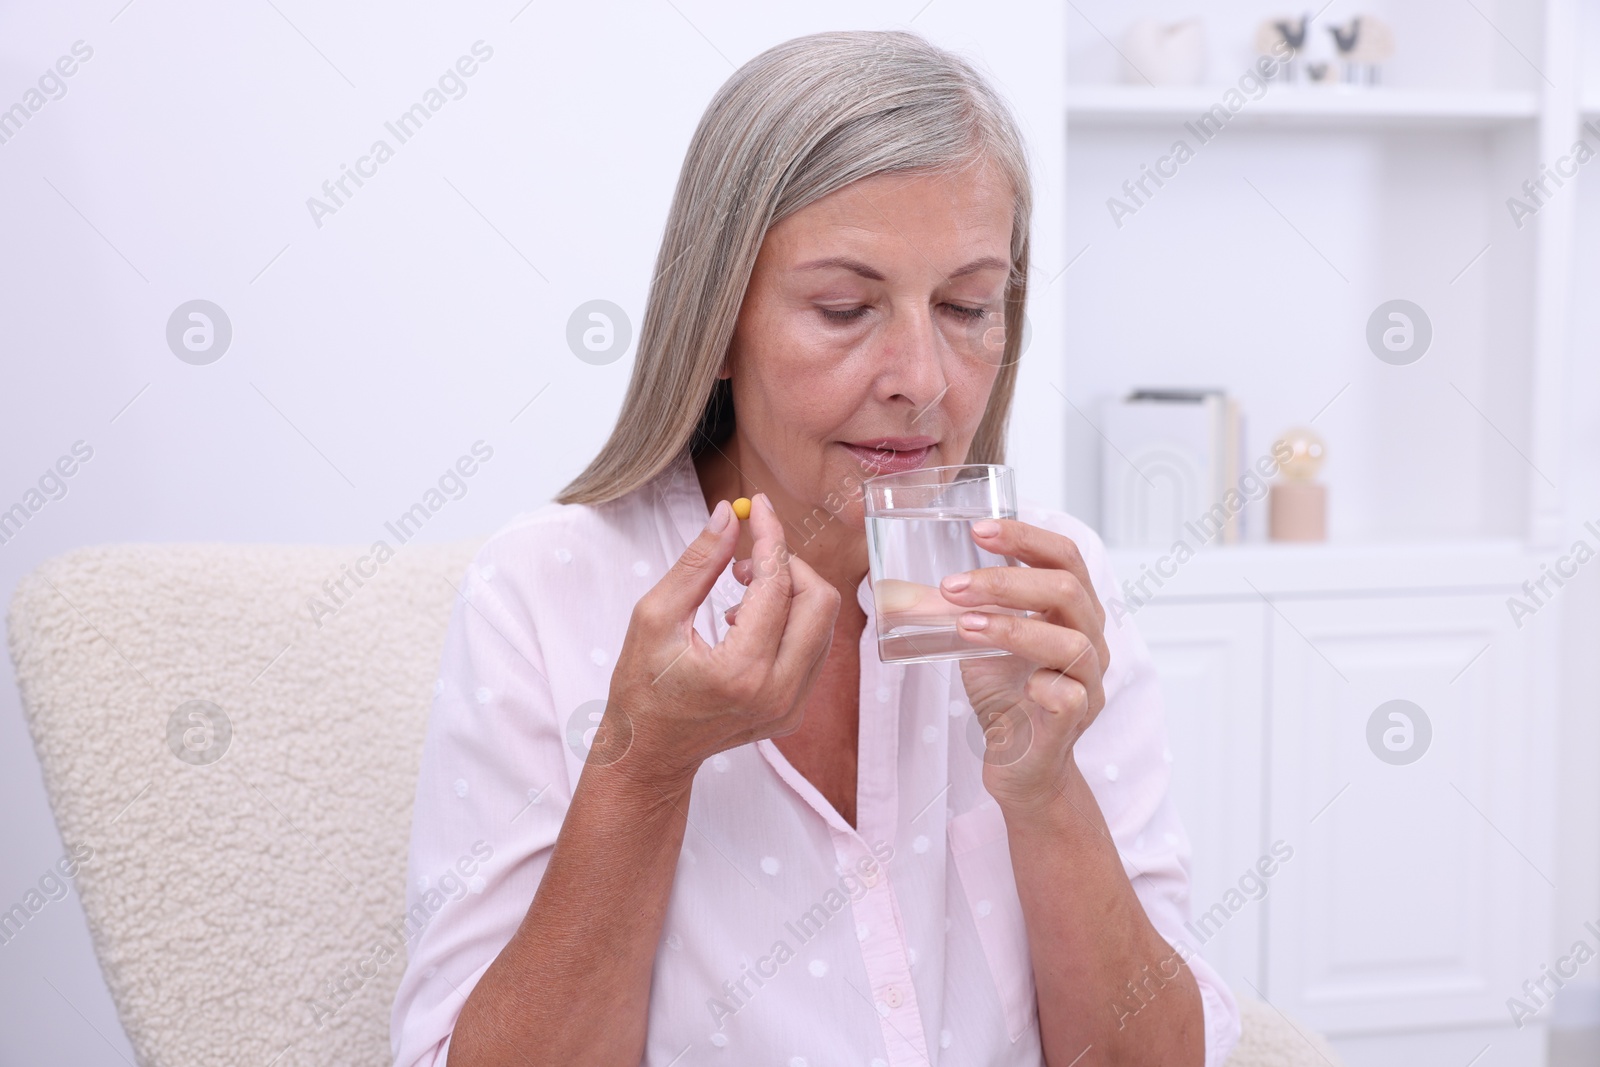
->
xmin=1124 ymin=600 xmax=1266 ymax=992
xmin=1264 ymin=593 xmax=1551 ymax=1034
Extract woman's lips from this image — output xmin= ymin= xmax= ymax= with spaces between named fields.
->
xmin=843 ymin=442 xmax=933 ymax=475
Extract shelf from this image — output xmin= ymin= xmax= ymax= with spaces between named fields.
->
xmin=1104 ymin=537 xmax=1537 ymax=600
xmin=1066 ymin=86 xmax=1539 ymax=130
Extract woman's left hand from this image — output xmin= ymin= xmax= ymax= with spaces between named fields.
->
xmin=941 ymin=518 xmax=1111 ymax=816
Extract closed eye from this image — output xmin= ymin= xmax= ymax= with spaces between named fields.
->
xmin=819 ymin=304 xmax=991 ymax=324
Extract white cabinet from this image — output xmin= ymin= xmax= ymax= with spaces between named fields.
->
xmin=1265 ymin=593 xmax=1552 ymax=1034
xmin=1126 ymin=600 xmax=1266 ymax=991
xmin=1114 ymin=544 xmax=1559 ymax=1065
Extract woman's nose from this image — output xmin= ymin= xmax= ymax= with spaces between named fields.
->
xmin=880 ymin=305 xmax=949 ymax=409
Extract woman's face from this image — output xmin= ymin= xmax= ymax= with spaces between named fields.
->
xmin=720 ymin=157 xmax=1015 ymax=540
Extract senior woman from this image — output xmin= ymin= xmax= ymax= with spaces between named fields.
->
xmin=390 ymin=28 xmax=1240 ymax=1067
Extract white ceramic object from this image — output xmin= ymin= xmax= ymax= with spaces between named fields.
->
xmin=1122 ymin=17 xmax=1206 ymax=87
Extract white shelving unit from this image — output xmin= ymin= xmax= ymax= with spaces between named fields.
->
xmin=1067 ymin=86 xmax=1540 ymax=129
xmin=1064 ymin=2 xmax=1592 ymax=1064
xmin=1062 ymin=1 xmax=1571 ymax=550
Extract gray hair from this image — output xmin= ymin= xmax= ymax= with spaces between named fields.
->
xmin=557 ymin=28 xmax=1033 ymax=505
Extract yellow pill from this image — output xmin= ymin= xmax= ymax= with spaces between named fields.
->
xmin=732 ymin=497 xmax=752 ymax=520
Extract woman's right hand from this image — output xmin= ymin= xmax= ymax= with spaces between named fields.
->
xmin=598 ymin=492 xmax=841 ymax=790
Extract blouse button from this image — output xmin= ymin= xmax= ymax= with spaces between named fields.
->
xmin=884 ymin=985 xmax=903 ymax=1008
xmin=863 ymin=868 xmax=880 ymax=888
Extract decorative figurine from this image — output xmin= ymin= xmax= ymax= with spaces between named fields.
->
xmin=1256 ymin=15 xmax=1308 ymax=83
xmin=1330 ymin=16 xmax=1394 ymax=86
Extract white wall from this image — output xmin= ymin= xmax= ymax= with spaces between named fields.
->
xmin=0 ymin=2 xmax=1065 ymax=1062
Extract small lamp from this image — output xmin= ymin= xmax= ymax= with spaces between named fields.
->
xmin=1268 ymin=426 xmax=1327 ymax=542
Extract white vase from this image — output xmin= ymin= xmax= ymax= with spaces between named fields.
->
xmin=1122 ymin=17 xmax=1206 ymax=87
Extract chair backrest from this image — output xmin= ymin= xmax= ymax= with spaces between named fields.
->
xmin=7 ymin=540 xmax=480 ymax=1067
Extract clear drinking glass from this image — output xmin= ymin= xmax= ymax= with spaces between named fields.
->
xmin=863 ymin=463 xmax=1025 ymax=665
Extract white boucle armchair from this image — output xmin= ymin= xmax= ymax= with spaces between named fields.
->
xmin=6 ymin=543 xmax=1344 ymax=1067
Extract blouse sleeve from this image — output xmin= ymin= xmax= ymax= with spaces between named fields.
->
xmin=1037 ymin=508 xmax=1243 ymax=1067
xmin=389 ymin=542 xmax=572 ymax=1067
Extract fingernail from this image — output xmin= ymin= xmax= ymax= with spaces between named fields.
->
xmin=757 ymin=492 xmax=774 ymax=514
xmin=972 ymin=520 xmax=1000 ymax=537
xmin=708 ymin=499 xmax=732 ymax=533
xmin=959 ymin=612 xmax=989 ymax=630
xmin=941 ymin=573 xmax=971 ymax=593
